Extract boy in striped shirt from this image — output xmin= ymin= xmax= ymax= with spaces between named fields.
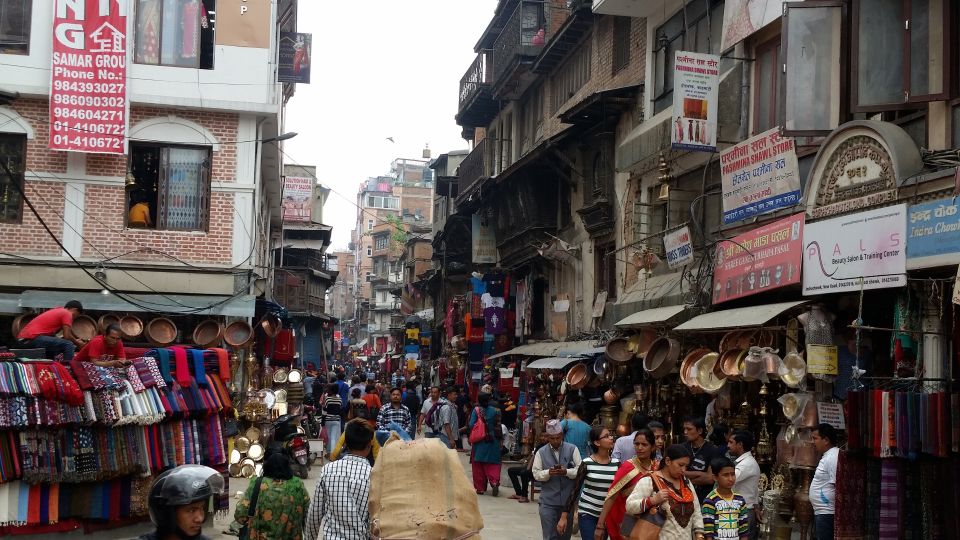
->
xmin=702 ymin=457 xmax=749 ymax=540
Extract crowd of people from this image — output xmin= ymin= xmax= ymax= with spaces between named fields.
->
xmin=133 ymin=363 xmax=840 ymax=540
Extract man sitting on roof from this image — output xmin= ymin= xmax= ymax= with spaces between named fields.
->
xmin=17 ymin=300 xmax=86 ymax=362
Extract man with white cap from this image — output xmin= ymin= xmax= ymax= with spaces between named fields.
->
xmin=532 ymin=419 xmax=582 ymax=540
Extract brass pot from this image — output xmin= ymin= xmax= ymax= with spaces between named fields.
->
xmin=565 ymin=363 xmax=590 ymax=390
xmin=605 ymin=338 xmax=634 ymax=363
xmin=644 ymin=337 xmax=680 ymax=378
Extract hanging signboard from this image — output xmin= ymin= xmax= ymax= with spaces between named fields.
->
xmin=807 ymin=345 xmax=839 ymax=375
xmin=472 ymin=214 xmax=497 ymax=264
xmin=278 ymin=32 xmax=312 ymax=83
xmin=671 ymin=51 xmax=720 ymax=152
xmin=905 ymin=198 xmax=960 ymax=269
xmin=663 ymin=225 xmax=694 ymax=269
xmin=720 ymin=128 xmax=802 ymax=224
xmin=802 ymin=204 xmax=907 ymax=295
xmin=712 ymin=213 xmax=804 ymax=304
xmin=50 ymin=0 xmax=128 ymax=154
xmin=816 ymin=402 xmax=846 ymax=429
xmin=720 ymin=0 xmax=789 ymax=52
xmin=281 ymin=176 xmax=313 ymax=222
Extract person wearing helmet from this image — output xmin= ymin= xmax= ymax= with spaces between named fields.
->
xmin=141 ymin=464 xmax=225 ymax=540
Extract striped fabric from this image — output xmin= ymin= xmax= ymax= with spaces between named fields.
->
xmin=577 ymin=457 xmax=620 ymax=517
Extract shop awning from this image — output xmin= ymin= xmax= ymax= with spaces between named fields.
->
xmin=525 ymin=357 xmax=583 ymax=370
xmin=0 ymin=293 xmax=23 ymax=315
xmin=615 ymin=305 xmax=687 ymax=328
xmin=674 ymin=301 xmax=807 ymax=332
xmin=488 ymin=339 xmax=598 ymax=360
xmin=18 ymin=290 xmax=255 ymax=317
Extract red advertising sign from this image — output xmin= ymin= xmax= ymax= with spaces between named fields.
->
xmin=50 ymin=0 xmax=128 ymax=154
xmin=712 ymin=213 xmax=805 ymax=304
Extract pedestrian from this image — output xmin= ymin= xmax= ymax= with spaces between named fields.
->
xmin=348 ymin=376 xmax=365 ymax=398
xmin=139 ymin=464 xmax=225 ymax=540
xmin=455 ymin=387 xmax=471 ymax=450
xmin=809 ymin=423 xmax=838 ymax=540
xmin=336 ymin=372 xmax=350 ymax=421
xmin=560 ymin=402 xmax=592 ymax=460
xmin=73 ymin=323 xmax=130 ymax=368
xmin=611 ymin=412 xmax=649 ymax=461
xmin=532 ymin=419 xmax=582 ymax=540
xmin=348 ymin=388 xmax=374 ymax=429
xmin=305 ymin=421 xmax=374 ymax=540
xmin=702 ymin=457 xmax=750 ymax=540
xmin=558 ymin=426 xmax=619 ymax=540
xmin=595 ymin=429 xmax=658 ymax=540
xmin=648 ymin=420 xmax=666 ymax=461
xmin=401 ymin=381 xmax=421 ymax=438
xmin=419 ymin=386 xmax=443 ymax=437
xmin=728 ymin=430 xmax=760 ymax=538
xmin=625 ymin=444 xmax=705 ymax=540
xmin=442 ymin=387 xmax=461 ymax=449
xmin=321 ymin=383 xmax=343 ymax=459
xmin=362 ymin=384 xmax=382 ymax=412
xmin=710 ymin=423 xmax=731 ymax=458
xmin=16 ymin=300 xmax=86 ymax=362
xmin=303 ymin=364 xmax=317 ymax=405
xmin=468 ymin=392 xmax=503 ymax=496
xmin=234 ymin=453 xmax=311 ymax=540
xmin=683 ymin=416 xmax=723 ymax=503
xmin=507 ymin=435 xmax=545 ymax=503
xmin=376 ymin=387 xmax=412 ymax=434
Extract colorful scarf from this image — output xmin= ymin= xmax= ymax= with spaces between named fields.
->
xmin=878 ymin=459 xmax=902 ymax=539
xmin=603 ymin=458 xmax=658 ymax=540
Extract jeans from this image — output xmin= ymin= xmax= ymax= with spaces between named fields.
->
xmin=539 ymin=504 xmax=573 ymax=540
xmin=26 ymin=335 xmax=75 ymax=362
xmin=814 ymin=514 xmax=834 ymax=540
xmin=579 ymin=513 xmax=604 ymax=540
xmin=324 ymin=420 xmax=341 ymax=455
xmin=507 ymin=466 xmax=532 ymax=497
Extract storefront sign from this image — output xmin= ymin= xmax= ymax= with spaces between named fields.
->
xmin=50 ymin=0 xmax=128 ymax=154
xmin=712 ymin=213 xmax=804 ymax=304
xmin=281 ymin=176 xmax=313 ymax=222
xmin=721 ymin=0 xmax=788 ymax=51
xmin=671 ymin=51 xmax=719 ymax=153
xmin=816 ymin=402 xmax=846 ymax=430
xmin=906 ymin=198 xmax=960 ymax=269
xmin=806 ymin=345 xmax=838 ymax=375
xmin=802 ymin=204 xmax=907 ymax=295
xmin=663 ymin=225 xmax=694 ymax=269
xmin=720 ymin=128 xmax=801 ymax=224
xmin=808 ymin=135 xmax=898 ymax=219
xmin=278 ymin=32 xmax=311 ymax=83
xmin=472 ymin=214 xmax=497 ymax=264
xmin=215 ymin=0 xmax=271 ymax=48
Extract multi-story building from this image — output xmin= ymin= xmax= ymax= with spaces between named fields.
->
xmin=326 ymin=249 xmax=356 ymax=322
xmin=0 ymin=0 xmax=301 ymax=331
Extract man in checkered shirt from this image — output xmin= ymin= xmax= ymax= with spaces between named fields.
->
xmin=376 ymin=387 xmax=412 ymax=433
xmin=304 ymin=420 xmax=374 ymax=540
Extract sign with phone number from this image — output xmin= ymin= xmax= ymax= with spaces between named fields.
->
xmin=49 ymin=0 xmax=128 ymax=154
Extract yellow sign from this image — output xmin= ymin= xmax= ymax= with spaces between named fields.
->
xmin=806 ymin=345 xmax=838 ymax=375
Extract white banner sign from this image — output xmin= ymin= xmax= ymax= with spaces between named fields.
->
xmin=472 ymin=214 xmax=497 ymax=264
xmin=721 ymin=0 xmax=789 ymax=52
xmin=664 ymin=226 xmax=694 ymax=269
xmin=720 ymin=128 xmax=802 ymax=224
xmin=802 ymin=205 xmax=907 ymax=296
xmin=671 ymin=51 xmax=720 ymax=152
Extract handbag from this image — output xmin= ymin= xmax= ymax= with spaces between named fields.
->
xmin=626 ymin=476 xmax=665 ymax=540
xmin=468 ymin=406 xmax=488 ymax=444
xmin=238 ymin=476 xmax=264 ymax=540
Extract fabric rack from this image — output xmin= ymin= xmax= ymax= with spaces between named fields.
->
xmin=0 ymin=347 xmax=235 ymax=534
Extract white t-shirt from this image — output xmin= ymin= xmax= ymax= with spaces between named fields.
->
xmin=734 ymin=451 xmax=761 ymax=508
xmin=808 ymin=447 xmax=838 ymax=515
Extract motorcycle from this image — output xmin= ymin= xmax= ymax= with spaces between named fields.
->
xmin=301 ymin=404 xmax=322 ymax=439
xmin=267 ymin=413 xmax=315 ymax=479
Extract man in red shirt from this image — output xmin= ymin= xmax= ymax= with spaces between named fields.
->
xmin=17 ymin=300 xmax=86 ymax=361
xmin=75 ymin=323 xmax=130 ymax=368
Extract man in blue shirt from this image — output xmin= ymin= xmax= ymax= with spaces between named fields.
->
xmin=336 ymin=372 xmax=350 ymax=420
xmin=559 ymin=402 xmax=591 ymax=459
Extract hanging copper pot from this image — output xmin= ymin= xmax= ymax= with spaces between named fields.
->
xmin=98 ymin=313 xmax=120 ymax=334
xmin=800 ymin=397 xmax=819 ymax=428
xmin=605 ymin=337 xmax=633 ymax=363
xmin=145 ymin=317 xmax=178 ymax=347
xmin=643 ymin=337 xmax=680 ymax=378
xmin=679 ymin=348 xmax=710 ymax=391
xmin=193 ymin=319 xmax=224 ymax=348
xmin=603 ymin=388 xmax=619 ymax=405
xmin=11 ymin=313 xmax=36 ymax=337
xmin=119 ymin=315 xmax=144 ymax=340
xmin=259 ymin=313 xmax=282 ymax=338
xmin=717 ymin=348 xmax=742 ymax=379
xmin=71 ymin=315 xmax=98 ymax=342
xmin=565 ymin=363 xmax=590 ymax=390
xmin=224 ymin=321 xmax=254 ymax=348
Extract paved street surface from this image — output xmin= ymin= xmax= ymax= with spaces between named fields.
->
xmin=15 ymin=453 xmax=545 ymax=540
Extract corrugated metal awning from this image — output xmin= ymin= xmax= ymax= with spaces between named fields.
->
xmin=19 ymin=290 xmax=255 ymax=317
xmin=0 ymin=293 xmax=23 ymax=315
xmin=615 ymin=305 xmax=687 ymax=328
xmin=488 ymin=339 xmax=598 ymax=360
xmin=525 ymin=357 xmax=583 ymax=370
xmin=674 ymin=301 xmax=807 ymax=332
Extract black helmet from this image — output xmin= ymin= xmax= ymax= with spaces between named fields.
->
xmin=147 ymin=465 xmax=225 ymax=528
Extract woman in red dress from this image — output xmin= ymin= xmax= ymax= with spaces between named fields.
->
xmin=594 ymin=429 xmax=659 ymax=540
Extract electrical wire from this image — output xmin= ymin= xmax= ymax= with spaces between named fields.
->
xmin=0 ymin=160 xmax=254 ymax=315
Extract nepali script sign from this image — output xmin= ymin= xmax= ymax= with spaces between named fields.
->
xmin=720 ymin=128 xmax=801 ymax=224
xmin=906 ymin=198 xmax=960 ymax=270
xmin=663 ymin=226 xmax=694 ymax=269
xmin=712 ymin=213 xmax=804 ymax=304
xmin=671 ymin=51 xmax=719 ymax=152
xmin=472 ymin=214 xmax=497 ymax=264
xmin=50 ymin=0 xmax=128 ymax=154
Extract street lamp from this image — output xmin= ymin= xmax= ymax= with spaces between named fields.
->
xmin=262 ymin=132 xmax=298 ymax=143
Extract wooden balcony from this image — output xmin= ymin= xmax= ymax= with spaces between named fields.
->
xmin=456 ymin=50 xmax=499 ymax=133
xmin=273 ymin=268 xmax=326 ymax=317
xmin=492 ymin=0 xmax=569 ymax=99
xmin=456 ymin=139 xmax=494 ymax=200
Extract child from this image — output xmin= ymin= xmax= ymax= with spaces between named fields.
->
xmin=702 ymin=457 xmax=750 ymax=540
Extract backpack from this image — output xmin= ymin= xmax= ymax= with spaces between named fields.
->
xmin=468 ymin=406 xmax=488 ymax=444
xmin=352 ymin=399 xmax=372 ymax=420
xmin=425 ymin=399 xmax=445 ymax=431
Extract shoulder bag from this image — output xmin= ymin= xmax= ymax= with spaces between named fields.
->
xmin=468 ymin=406 xmax=488 ymax=444
xmin=238 ymin=476 xmax=265 ymax=540
xmin=626 ymin=474 xmax=666 ymax=540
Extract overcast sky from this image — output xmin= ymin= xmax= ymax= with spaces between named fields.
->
xmin=282 ymin=0 xmax=497 ymax=250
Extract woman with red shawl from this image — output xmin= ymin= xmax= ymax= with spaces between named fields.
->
xmin=595 ymin=429 xmax=658 ymax=540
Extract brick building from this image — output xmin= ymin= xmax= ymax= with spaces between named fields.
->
xmin=0 ymin=0 xmax=301 ymax=326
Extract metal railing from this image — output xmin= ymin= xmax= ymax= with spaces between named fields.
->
xmin=459 ymin=50 xmax=493 ymax=112
xmin=457 ymin=139 xmax=494 ymax=195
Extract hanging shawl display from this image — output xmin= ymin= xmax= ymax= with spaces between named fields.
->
xmin=152 ymin=349 xmax=173 ymax=385
xmin=208 ymin=348 xmax=231 ymax=381
xmin=189 ymin=349 xmax=208 ymax=386
xmin=171 ymin=348 xmax=191 ymax=387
